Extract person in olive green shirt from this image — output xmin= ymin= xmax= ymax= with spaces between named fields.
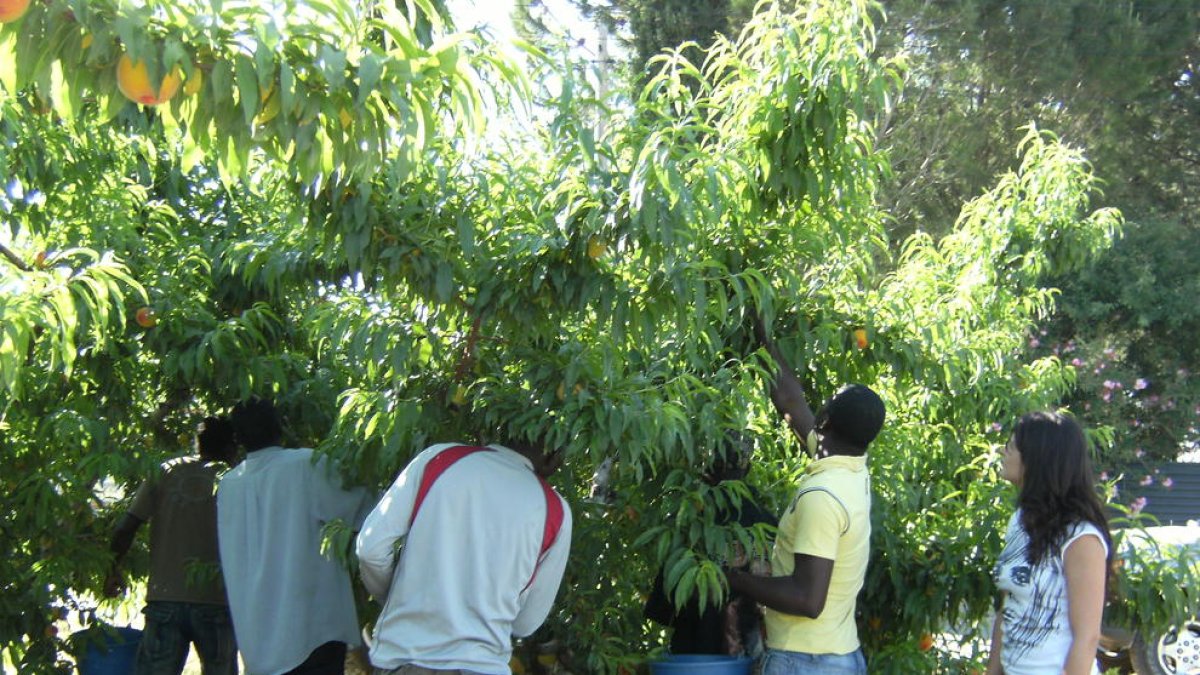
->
xmin=726 ymin=317 xmax=885 ymax=675
xmin=106 ymin=416 xmax=240 ymax=675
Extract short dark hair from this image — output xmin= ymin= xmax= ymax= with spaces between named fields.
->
xmin=230 ymin=397 xmax=283 ymax=451
xmin=197 ymin=416 xmax=235 ymax=462
xmin=821 ymin=384 xmax=885 ymax=450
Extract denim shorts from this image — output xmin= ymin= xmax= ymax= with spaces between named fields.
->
xmin=759 ymin=647 xmax=867 ymax=675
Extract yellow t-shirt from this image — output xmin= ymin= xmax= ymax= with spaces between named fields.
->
xmin=763 ymin=454 xmax=871 ymax=655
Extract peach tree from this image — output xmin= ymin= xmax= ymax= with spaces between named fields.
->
xmin=2 ymin=1 xmax=1179 ymax=673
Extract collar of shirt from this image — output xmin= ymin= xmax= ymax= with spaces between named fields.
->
xmin=486 ymin=444 xmax=535 ymax=472
xmin=243 ymin=446 xmax=288 ymax=460
xmin=805 ymin=454 xmax=867 ymax=476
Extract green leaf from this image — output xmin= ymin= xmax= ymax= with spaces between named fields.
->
xmin=357 ymin=52 xmax=384 ymax=106
xmin=235 ymin=56 xmax=260 ymax=127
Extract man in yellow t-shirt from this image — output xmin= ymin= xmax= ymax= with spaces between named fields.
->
xmin=726 ymin=317 xmax=884 ymax=675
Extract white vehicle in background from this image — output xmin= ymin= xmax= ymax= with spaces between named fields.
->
xmin=1099 ymin=523 xmax=1200 ymax=674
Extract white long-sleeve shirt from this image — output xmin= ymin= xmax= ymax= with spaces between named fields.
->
xmin=217 ymin=447 xmax=375 ymax=675
xmin=356 ymin=443 xmax=573 ymax=674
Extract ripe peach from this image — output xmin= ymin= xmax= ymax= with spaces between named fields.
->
xmin=135 ymin=306 xmax=157 ymax=328
xmin=116 ymin=55 xmax=182 ymax=106
xmin=0 ymin=0 xmax=31 ymax=23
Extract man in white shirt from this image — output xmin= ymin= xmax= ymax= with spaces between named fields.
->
xmin=218 ymin=397 xmax=376 ymax=675
xmin=356 ymin=439 xmax=573 ymax=674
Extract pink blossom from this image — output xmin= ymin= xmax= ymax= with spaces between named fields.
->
xmin=1071 ymin=358 xmax=1084 ymax=367
xmin=1135 ymin=448 xmax=1146 ymax=458
xmin=1140 ymin=475 xmax=1154 ymax=486
xmin=1134 ymin=378 xmax=1149 ymax=390
xmin=1162 ymin=477 xmax=1175 ymax=488
xmin=1102 ymin=391 xmax=1112 ymax=402
xmin=1131 ymin=496 xmax=1148 ymax=514
xmin=990 ymin=422 xmax=1003 ymax=433
xmin=1099 ymin=471 xmax=1109 ymax=481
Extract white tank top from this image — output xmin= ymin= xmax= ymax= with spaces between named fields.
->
xmin=994 ymin=509 xmax=1108 ymax=674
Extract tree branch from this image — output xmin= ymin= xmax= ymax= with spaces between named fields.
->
xmin=0 ymin=243 xmax=31 ymax=271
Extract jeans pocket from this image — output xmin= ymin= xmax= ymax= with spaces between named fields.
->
xmin=758 ymin=650 xmax=778 ymax=675
xmin=189 ymin=605 xmax=238 ymax=672
xmin=142 ymin=602 xmax=180 ymax=624
xmin=137 ymin=604 xmax=189 ymax=675
xmin=191 ymin=604 xmax=232 ymax=625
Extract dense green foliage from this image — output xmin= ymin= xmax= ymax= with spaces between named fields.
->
xmin=566 ymin=1 xmax=1200 ymax=656
xmin=2 ymin=1 xmax=1191 ymax=673
xmin=874 ymin=0 xmax=1200 ymax=518
xmin=570 ymin=0 xmax=1200 ymax=475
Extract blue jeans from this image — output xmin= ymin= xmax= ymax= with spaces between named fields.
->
xmin=759 ymin=648 xmax=867 ymax=675
xmin=372 ymin=662 xmax=489 ymax=667
xmin=136 ymin=601 xmax=238 ymax=675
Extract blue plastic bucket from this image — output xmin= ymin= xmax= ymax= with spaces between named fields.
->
xmin=649 ymin=654 xmax=754 ymax=675
xmin=73 ymin=626 xmax=142 ymax=675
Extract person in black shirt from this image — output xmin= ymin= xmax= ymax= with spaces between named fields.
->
xmin=644 ymin=433 xmax=776 ymax=655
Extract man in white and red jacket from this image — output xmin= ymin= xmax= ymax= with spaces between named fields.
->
xmin=356 ymin=439 xmax=572 ymax=675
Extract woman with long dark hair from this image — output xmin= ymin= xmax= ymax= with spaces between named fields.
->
xmin=986 ymin=412 xmax=1113 ymax=675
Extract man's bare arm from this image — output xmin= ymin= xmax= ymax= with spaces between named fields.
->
xmin=754 ymin=314 xmax=817 ymax=439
